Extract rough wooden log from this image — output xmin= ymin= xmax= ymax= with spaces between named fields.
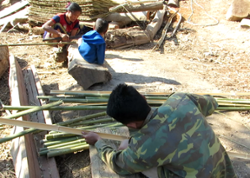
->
xmin=226 ymin=0 xmax=250 ymax=21
xmin=109 ymin=2 xmax=163 ymax=13
xmin=89 ymin=127 xmax=142 ymax=178
xmin=68 ymin=42 xmax=112 ymax=90
xmin=105 ymin=9 xmax=166 ymax=49
xmin=104 ymin=11 xmax=148 ymax=27
xmin=0 ymin=46 xmax=9 ymax=79
xmin=145 ymin=9 xmax=166 ymax=40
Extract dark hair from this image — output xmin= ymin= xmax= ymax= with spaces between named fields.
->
xmin=95 ymin=18 xmax=109 ymax=34
xmin=66 ymin=2 xmax=82 ymax=13
xmin=107 ymin=84 xmax=151 ymax=125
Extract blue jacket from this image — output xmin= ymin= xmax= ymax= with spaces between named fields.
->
xmin=78 ymin=30 xmax=106 ymax=65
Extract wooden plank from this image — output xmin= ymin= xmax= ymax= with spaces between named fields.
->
xmin=0 ymin=1 xmax=29 ymax=19
xmin=89 ymin=127 xmax=141 ymax=178
xmin=9 ymin=55 xmax=40 ymax=178
xmin=23 ymin=68 xmax=60 ymax=178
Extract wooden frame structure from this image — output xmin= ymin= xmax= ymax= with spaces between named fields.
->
xmin=9 ymin=55 xmax=60 ymax=178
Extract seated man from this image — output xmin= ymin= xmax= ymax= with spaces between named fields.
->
xmin=78 ymin=18 xmax=109 ymax=65
xmin=82 ymin=84 xmax=236 ymax=178
xmin=42 ymin=2 xmax=82 ymax=63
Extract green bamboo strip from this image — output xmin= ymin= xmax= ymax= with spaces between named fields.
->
xmin=218 ymin=103 xmax=250 ymax=107
xmin=216 ymin=106 xmax=250 ymax=111
xmin=44 ymin=139 xmax=86 ymax=150
xmin=68 ymin=118 xmax=114 ymax=127
xmin=217 ymin=100 xmax=250 ymax=104
xmin=43 ymin=136 xmax=82 ymax=146
xmin=47 ymin=144 xmax=90 ymax=157
xmin=49 ymin=98 xmax=109 ymax=103
xmin=39 ymin=142 xmax=88 ymax=156
xmin=45 ymin=132 xmax=83 ymax=140
xmin=75 ymin=122 xmax=123 ymax=130
xmin=3 ymin=100 xmax=63 ymax=119
xmin=55 ymin=111 xmax=107 ymax=127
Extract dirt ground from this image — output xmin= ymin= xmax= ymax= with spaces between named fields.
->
xmin=1 ymin=0 xmax=250 ymax=177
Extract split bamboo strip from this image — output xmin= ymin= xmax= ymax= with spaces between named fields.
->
xmin=68 ymin=118 xmax=115 ymax=127
xmin=0 ymin=117 xmax=129 ymax=141
xmin=0 ymin=111 xmax=106 ymax=143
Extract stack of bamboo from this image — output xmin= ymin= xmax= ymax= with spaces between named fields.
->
xmin=28 ymin=0 xmax=127 ymax=23
xmin=2 ymin=90 xmax=250 ymax=157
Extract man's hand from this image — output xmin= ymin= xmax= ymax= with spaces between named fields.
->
xmin=82 ymin=131 xmax=101 ymax=145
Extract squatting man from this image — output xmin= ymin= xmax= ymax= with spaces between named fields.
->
xmin=82 ymin=83 xmax=236 ymax=178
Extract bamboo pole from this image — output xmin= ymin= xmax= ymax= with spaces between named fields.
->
xmin=50 ymin=90 xmax=250 ymax=97
xmin=0 ymin=117 xmax=128 ymax=141
xmin=0 ymin=112 xmax=109 ymax=144
xmin=0 ymin=42 xmax=76 ymax=47
xmin=2 ymin=100 xmax=63 ymax=119
xmin=2 ymin=105 xmax=107 ymax=111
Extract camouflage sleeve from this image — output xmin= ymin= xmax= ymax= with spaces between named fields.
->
xmin=186 ymin=93 xmax=218 ymax=117
xmin=95 ymin=139 xmax=152 ymax=176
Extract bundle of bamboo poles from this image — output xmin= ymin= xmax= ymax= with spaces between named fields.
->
xmin=39 ymin=111 xmax=124 ymax=157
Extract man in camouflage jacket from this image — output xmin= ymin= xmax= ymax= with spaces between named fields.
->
xmin=82 ymin=84 xmax=236 ymax=178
